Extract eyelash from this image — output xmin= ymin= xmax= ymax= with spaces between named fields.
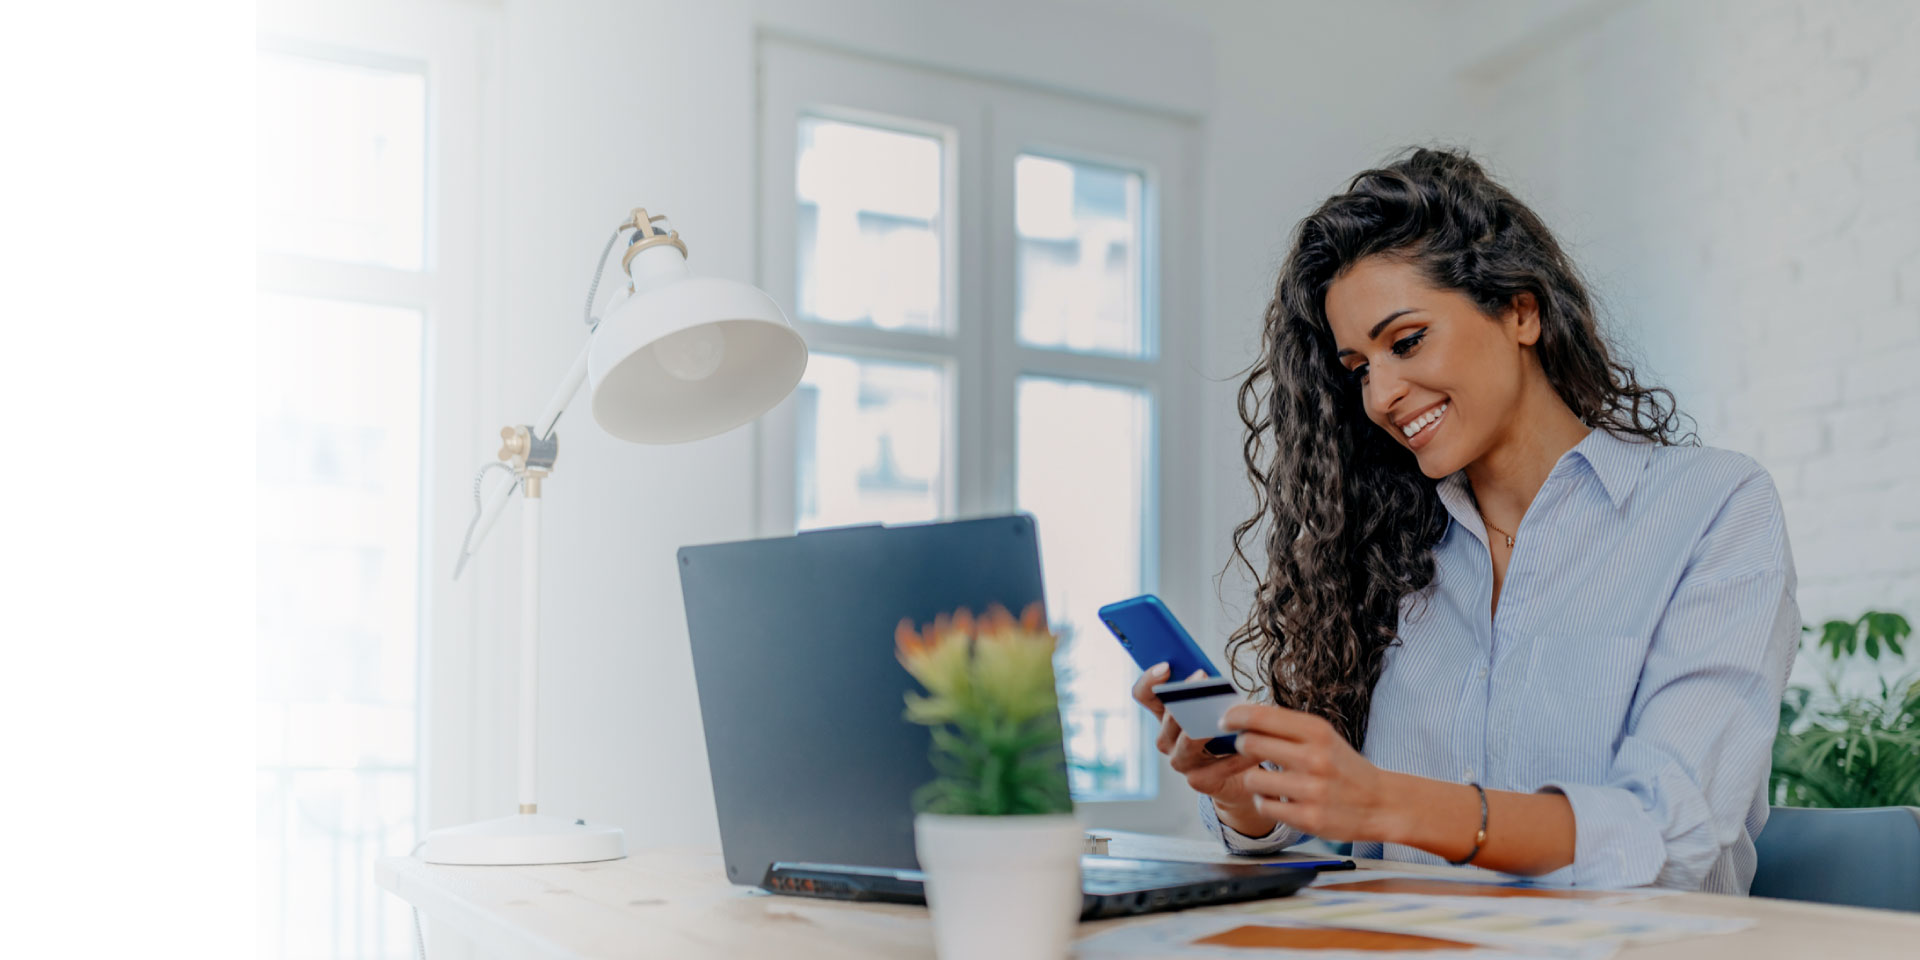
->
xmin=1349 ymin=330 xmax=1426 ymax=384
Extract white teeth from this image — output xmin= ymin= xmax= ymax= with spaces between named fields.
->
xmin=1399 ymin=403 xmax=1448 ymax=439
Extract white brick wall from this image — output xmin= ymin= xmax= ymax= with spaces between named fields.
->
xmin=1464 ymin=0 xmax=1920 ymax=665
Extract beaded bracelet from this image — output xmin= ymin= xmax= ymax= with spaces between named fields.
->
xmin=1448 ymin=782 xmax=1489 ymax=867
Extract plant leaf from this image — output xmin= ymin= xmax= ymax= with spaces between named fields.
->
xmin=1823 ymin=619 xmax=1858 ymax=659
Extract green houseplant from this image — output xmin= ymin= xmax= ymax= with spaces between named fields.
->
xmin=1771 ymin=611 xmax=1919 ymax=808
xmin=896 ymin=604 xmax=1079 ymax=960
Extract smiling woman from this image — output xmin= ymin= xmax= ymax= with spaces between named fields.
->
xmin=1133 ymin=148 xmax=1800 ymax=894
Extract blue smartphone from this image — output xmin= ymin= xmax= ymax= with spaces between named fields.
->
xmin=1099 ymin=595 xmax=1220 ymax=679
xmin=1101 ymin=595 xmax=1237 ymax=754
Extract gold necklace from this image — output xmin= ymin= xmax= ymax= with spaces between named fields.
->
xmin=1482 ymin=518 xmax=1515 ymax=550
xmin=1464 ymin=486 xmax=1515 ymax=549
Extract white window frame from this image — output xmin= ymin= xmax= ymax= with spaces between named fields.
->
xmin=256 ymin=0 xmax=494 ymax=898
xmin=753 ymin=38 xmax=1204 ymax=832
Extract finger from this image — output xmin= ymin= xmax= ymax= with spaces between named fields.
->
xmin=1187 ymin=669 xmax=1208 ymax=681
xmin=1231 ymin=731 xmax=1323 ymax=772
xmin=1221 ymin=703 xmax=1336 ymax=744
xmin=1166 ymin=731 xmax=1215 ymax=773
xmin=1251 ymin=795 xmax=1323 ymax=837
xmin=1203 ymin=754 xmax=1262 ymax=784
xmin=1155 ymin=712 xmax=1184 ymax=755
xmin=1243 ymin=766 xmax=1325 ymax=805
xmin=1132 ymin=662 xmax=1173 ymax=717
xmin=1173 ymin=745 xmax=1257 ymax=779
xmin=1166 ymin=732 xmax=1200 ymax=772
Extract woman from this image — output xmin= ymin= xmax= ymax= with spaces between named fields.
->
xmin=1134 ymin=148 xmax=1797 ymax=893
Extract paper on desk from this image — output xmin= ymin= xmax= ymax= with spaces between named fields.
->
xmin=1256 ymin=891 xmax=1745 ymax=952
xmin=1075 ymin=891 xmax=1748 ymax=960
xmin=1311 ymin=871 xmax=1679 ymax=905
xmin=1074 ymin=910 xmax=1605 ymax=960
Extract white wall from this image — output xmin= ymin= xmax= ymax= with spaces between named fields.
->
xmin=1182 ymin=0 xmax=1640 ymax=692
xmin=1460 ymin=0 xmax=1920 ymax=666
xmin=459 ymin=0 xmax=1915 ymax=852
xmin=459 ymin=0 xmax=1552 ymax=847
xmin=464 ymin=0 xmax=1233 ymax=849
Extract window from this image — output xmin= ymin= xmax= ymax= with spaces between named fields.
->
xmin=256 ymin=54 xmax=426 ymax=270
xmin=255 ymin=291 xmax=423 ymax=958
xmin=796 ymin=119 xmax=947 ymax=334
xmin=795 ymin=354 xmax=948 ymax=529
xmin=757 ymin=42 xmax=1200 ymax=818
xmin=257 ymin=2 xmax=488 ymax=956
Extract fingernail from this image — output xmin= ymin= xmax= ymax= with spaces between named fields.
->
xmin=1188 ymin=669 xmax=1207 ymax=681
xmin=1151 ymin=662 xmax=1169 ymax=676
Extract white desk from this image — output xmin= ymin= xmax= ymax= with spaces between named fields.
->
xmin=378 ymin=830 xmax=1920 ymax=958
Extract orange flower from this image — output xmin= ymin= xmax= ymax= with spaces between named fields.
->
xmin=895 ymin=618 xmax=929 ymax=659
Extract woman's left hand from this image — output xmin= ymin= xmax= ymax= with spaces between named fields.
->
xmin=1221 ymin=703 xmax=1402 ymax=844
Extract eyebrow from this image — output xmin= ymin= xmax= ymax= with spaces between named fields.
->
xmin=1335 ymin=309 xmax=1420 ymax=358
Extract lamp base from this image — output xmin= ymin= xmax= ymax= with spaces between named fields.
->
xmin=418 ymin=813 xmax=627 ymax=865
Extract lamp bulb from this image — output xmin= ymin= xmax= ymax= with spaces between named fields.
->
xmin=653 ymin=325 xmax=727 ymax=381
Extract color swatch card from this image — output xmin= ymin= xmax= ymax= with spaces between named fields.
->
xmin=1075 ymin=891 xmax=1747 ymax=959
xmin=1074 ymin=911 xmax=1600 ymax=960
xmin=1255 ymin=891 xmax=1743 ymax=955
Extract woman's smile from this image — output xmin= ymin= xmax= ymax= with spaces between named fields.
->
xmin=1395 ymin=400 xmax=1449 ymax=451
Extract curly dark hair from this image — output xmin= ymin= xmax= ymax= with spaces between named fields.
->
xmin=1225 ymin=147 xmax=1695 ymax=747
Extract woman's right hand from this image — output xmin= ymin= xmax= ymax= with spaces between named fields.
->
xmin=1132 ymin=663 xmax=1278 ymax=837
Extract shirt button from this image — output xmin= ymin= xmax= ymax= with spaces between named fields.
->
xmin=1463 ymin=767 xmax=1476 ymax=781
xmin=1477 ymin=667 xmax=1488 ymax=680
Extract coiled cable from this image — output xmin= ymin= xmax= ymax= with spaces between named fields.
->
xmin=451 ymin=461 xmax=519 ymax=579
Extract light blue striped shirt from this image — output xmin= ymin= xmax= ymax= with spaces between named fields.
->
xmin=1202 ymin=428 xmax=1799 ymax=893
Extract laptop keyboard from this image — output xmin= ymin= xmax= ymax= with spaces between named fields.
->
xmin=1082 ymin=859 xmax=1259 ymax=893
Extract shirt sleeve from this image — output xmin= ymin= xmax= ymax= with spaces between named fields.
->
xmin=1197 ymin=760 xmax=1311 ymax=854
xmin=1540 ymin=469 xmax=1799 ymax=889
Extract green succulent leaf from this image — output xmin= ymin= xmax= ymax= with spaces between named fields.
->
xmin=898 ymin=607 xmax=1074 ymax=817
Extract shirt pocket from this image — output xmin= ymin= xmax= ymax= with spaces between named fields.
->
xmin=1508 ymin=633 xmax=1649 ymax=775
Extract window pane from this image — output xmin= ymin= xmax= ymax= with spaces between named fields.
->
xmin=1016 ymin=377 xmax=1153 ymax=799
xmin=258 ymin=52 xmax=426 ymax=270
xmin=796 ymin=354 xmax=946 ymax=530
xmin=796 ymin=118 xmax=945 ymax=332
xmin=1015 ymin=155 xmax=1145 ymax=357
xmin=256 ymin=294 xmax=423 ymax=960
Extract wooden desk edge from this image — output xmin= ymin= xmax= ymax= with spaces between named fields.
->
xmin=375 ymin=829 xmax=1920 ymax=960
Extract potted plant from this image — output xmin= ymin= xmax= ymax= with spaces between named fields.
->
xmin=896 ymin=603 xmax=1080 ymax=960
xmin=1771 ymin=611 xmax=1918 ymax=807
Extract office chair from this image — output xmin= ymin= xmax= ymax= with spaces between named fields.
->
xmin=1750 ymin=805 xmax=1920 ymax=911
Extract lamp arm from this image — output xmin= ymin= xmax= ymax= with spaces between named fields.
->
xmin=450 ymin=338 xmax=594 ymax=579
xmin=532 ymin=337 xmax=593 ymax=442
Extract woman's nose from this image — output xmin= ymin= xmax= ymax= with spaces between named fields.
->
xmin=1367 ymin=367 xmax=1409 ymax=419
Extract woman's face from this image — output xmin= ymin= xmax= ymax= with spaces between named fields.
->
xmin=1325 ymin=255 xmax=1539 ymax=479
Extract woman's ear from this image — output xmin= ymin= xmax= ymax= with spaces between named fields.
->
xmin=1509 ymin=291 xmax=1542 ymax=347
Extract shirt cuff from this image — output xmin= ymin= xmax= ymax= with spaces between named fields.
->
xmin=1540 ymin=780 xmax=1668 ymax=888
xmin=1199 ymin=793 xmax=1303 ymax=855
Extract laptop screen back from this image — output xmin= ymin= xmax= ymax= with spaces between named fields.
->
xmin=677 ymin=514 xmax=1058 ymax=886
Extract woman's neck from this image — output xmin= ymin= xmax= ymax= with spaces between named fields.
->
xmin=1463 ymin=379 xmax=1592 ymax=534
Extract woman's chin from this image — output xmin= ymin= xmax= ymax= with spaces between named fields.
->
xmin=1411 ymin=439 xmax=1465 ymax=479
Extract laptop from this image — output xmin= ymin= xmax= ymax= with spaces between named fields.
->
xmin=676 ymin=514 xmax=1322 ymax=919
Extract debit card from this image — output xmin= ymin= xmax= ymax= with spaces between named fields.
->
xmin=1151 ymin=677 xmax=1245 ymax=740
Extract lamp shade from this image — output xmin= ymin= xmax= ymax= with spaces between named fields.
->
xmin=586 ymin=247 xmax=808 ymax=444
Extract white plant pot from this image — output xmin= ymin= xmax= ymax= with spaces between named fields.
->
xmin=914 ymin=812 xmax=1083 ymax=960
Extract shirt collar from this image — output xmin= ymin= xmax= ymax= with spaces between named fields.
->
xmin=1568 ymin=427 xmax=1652 ymax=509
xmin=1434 ymin=428 xmax=1652 ymax=535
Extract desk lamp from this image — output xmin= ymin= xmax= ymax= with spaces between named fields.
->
xmin=422 ymin=208 xmax=808 ymax=865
